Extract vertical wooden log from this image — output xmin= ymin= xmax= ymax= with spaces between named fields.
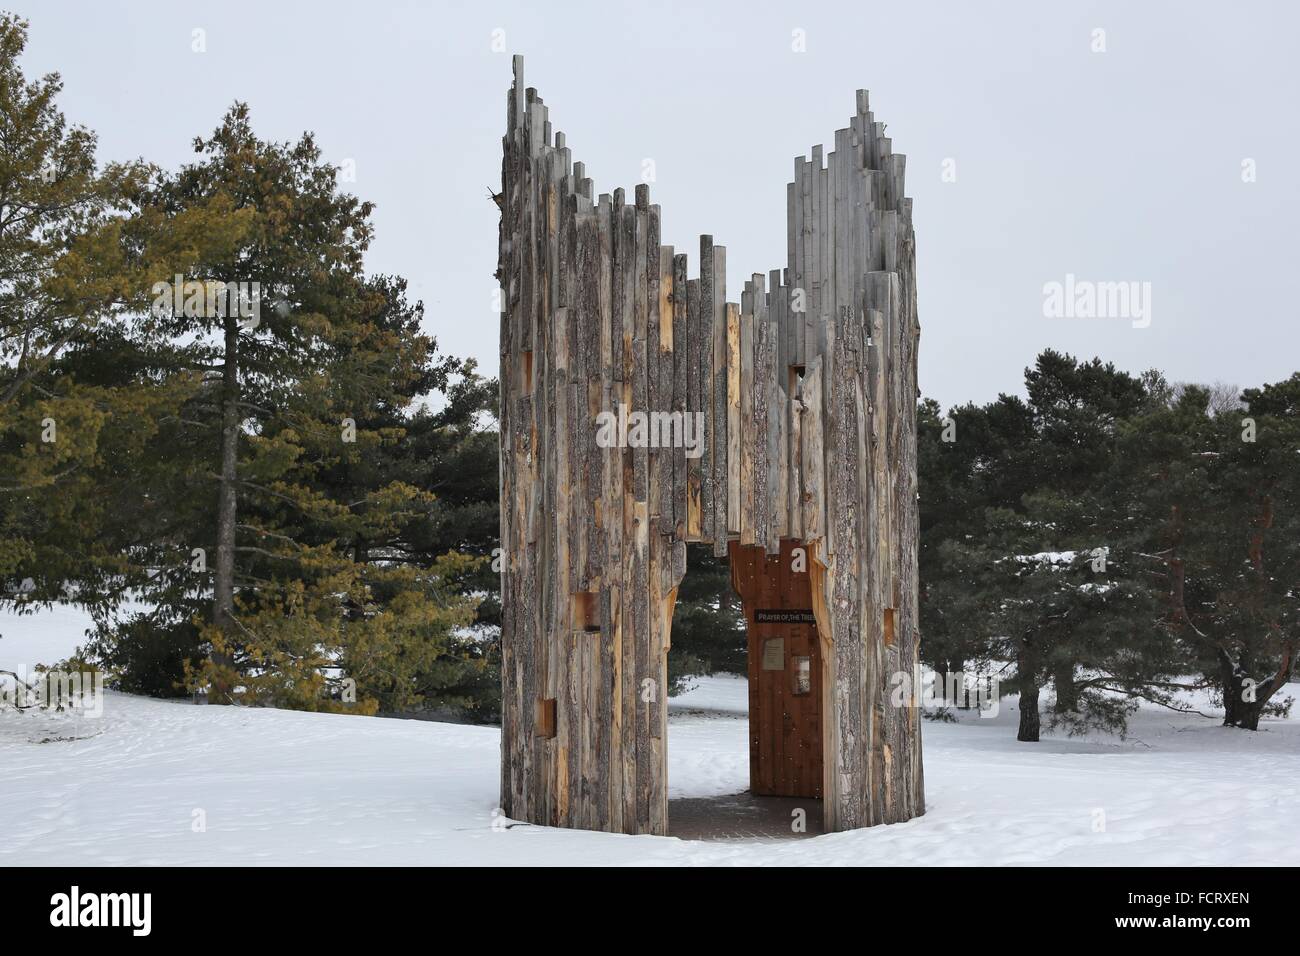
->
xmin=788 ymin=375 xmax=803 ymax=543
xmin=752 ymin=288 xmax=771 ymax=554
xmin=610 ymin=189 xmax=626 ymax=388
xmin=726 ymin=302 xmax=741 ymax=536
xmin=595 ymin=192 xmax=624 ymax=832
xmin=711 ymin=246 xmax=728 ymax=556
xmin=793 ymin=156 xmax=807 ymax=363
xmin=647 ymin=210 xmax=672 ymax=837
xmin=672 ymin=253 xmax=689 ymax=562
xmin=808 ymin=145 xmax=823 ymax=355
xmin=630 ymin=186 xmax=652 ymax=832
xmin=498 ymin=61 xmax=518 ymax=819
xmin=685 ymin=277 xmax=703 ymax=540
xmin=617 ymin=196 xmax=638 ymax=832
xmin=646 ymin=203 xmax=663 ymax=569
xmin=739 ymin=288 xmax=756 ymax=545
xmin=801 ymin=357 xmax=824 ymax=544
xmin=828 ymin=307 xmax=864 ymax=829
xmin=562 ymin=193 xmax=581 ymax=826
xmin=788 ymin=167 xmax=799 ymax=305
xmin=698 ymin=237 xmax=714 ymax=545
xmin=816 ymin=158 xmax=831 ymax=371
xmin=657 ymin=244 xmax=675 ymax=538
xmin=521 ymin=86 xmax=545 ymax=824
xmin=574 ymin=204 xmax=597 ymax=828
xmin=771 ymin=268 xmax=794 ymax=543
xmin=768 ymin=324 xmax=787 ymax=552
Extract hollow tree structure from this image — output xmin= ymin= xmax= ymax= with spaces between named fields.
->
xmin=497 ymin=56 xmax=923 ymax=835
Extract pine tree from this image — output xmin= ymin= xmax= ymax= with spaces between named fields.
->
xmin=366 ymin=351 xmax=501 ymax=719
xmin=1119 ymin=377 xmax=1300 ymax=729
xmin=0 ymin=13 xmax=159 ymax=617
xmin=667 ymin=544 xmax=746 ymax=691
xmin=918 ymin=392 xmax=1036 ymax=700
xmin=920 ymin=351 xmax=1178 ymax=739
xmin=85 ymin=104 xmax=480 ymax=712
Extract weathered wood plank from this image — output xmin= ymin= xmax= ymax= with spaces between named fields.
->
xmin=711 ymin=245 xmax=728 ymax=556
xmin=597 ymin=187 xmax=626 ymax=829
xmin=739 ymin=288 xmax=755 ymax=546
xmin=617 ymin=195 xmax=638 ymax=832
xmin=657 ymin=243 xmax=675 ymax=538
xmin=671 ymin=253 xmax=689 ymax=551
xmin=801 ymin=357 xmax=824 ymax=543
xmin=685 ymin=277 xmax=703 ymax=540
xmin=578 ymin=205 xmax=603 ymax=594
xmin=628 ymin=187 xmax=651 ymax=832
xmin=788 ymin=364 xmax=803 ymax=541
xmin=769 ymin=333 xmax=788 ymax=551
xmin=698 ymin=236 xmax=714 ymax=544
xmin=828 ymin=307 xmax=864 ymax=828
xmin=646 ymin=202 xmax=663 ymax=543
xmin=752 ymin=284 xmax=770 ymax=554
xmin=726 ymin=301 xmax=741 ymax=536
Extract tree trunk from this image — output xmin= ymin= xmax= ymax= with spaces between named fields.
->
xmin=1053 ymin=660 xmax=1077 ymax=712
xmin=947 ymin=658 xmax=969 ymax=708
xmin=1017 ymin=640 xmax=1040 ymax=742
xmin=211 ymin=314 xmax=240 ymax=702
xmin=1017 ymin=681 xmax=1041 ymax=741
xmin=931 ymin=658 xmax=971 ymax=708
xmin=1219 ymin=652 xmax=1265 ymax=731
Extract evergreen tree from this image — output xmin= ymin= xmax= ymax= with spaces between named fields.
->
xmin=384 ymin=364 xmax=501 ymax=719
xmin=84 ymin=105 xmax=480 ymax=712
xmin=921 ymin=350 xmax=1175 ymax=739
xmin=918 ymin=392 xmax=1036 ymax=699
xmin=0 ymin=13 xmax=162 ymax=619
xmin=667 ymin=544 xmax=746 ymax=692
xmin=1118 ymin=377 xmax=1300 ymax=729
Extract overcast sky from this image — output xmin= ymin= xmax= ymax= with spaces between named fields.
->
xmin=14 ymin=0 xmax=1299 ymax=409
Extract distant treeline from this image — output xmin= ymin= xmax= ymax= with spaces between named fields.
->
xmin=919 ymin=351 xmax=1298 ymax=738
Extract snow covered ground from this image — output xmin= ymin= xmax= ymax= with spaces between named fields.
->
xmin=3 ymin=608 xmax=1298 ymax=866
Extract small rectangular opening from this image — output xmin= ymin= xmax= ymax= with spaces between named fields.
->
xmin=788 ymin=364 xmax=806 ymax=397
xmin=536 ymin=697 xmax=556 ymax=738
xmin=572 ymin=591 xmax=601 ymax=632
xmin=792 ymin=656 xmax=811 ymax=695
xmin=883 ymin=608 xmax=896 ymax=646
xmin=522 ymin=349 xmax=534 ymax=392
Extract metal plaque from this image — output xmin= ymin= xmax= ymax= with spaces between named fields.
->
xmin=762 ymin=637 xmax=785 ymax=671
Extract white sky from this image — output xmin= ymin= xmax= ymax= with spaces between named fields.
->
xmin=14 ymin=0 xmax=1299 ymax=410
